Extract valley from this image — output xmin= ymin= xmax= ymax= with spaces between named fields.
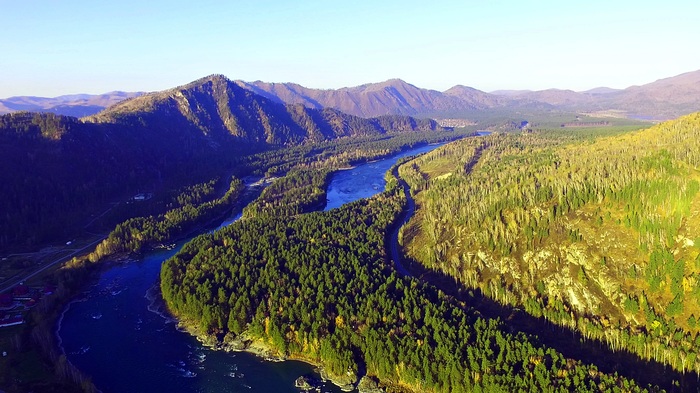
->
xmin=1 ymin=71 xmax=699 ymax=393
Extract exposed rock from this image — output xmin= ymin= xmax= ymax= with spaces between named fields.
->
xmin=294 ymin=375 xmax=314 ymax=390
xmin=358 ymin=375 xmax=385 ymax=393
xmin=319 ymin=367 xmax=356 ymax=391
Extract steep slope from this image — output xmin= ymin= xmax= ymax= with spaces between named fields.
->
xmin=400 ymin=114 xmax=700 ymax=375
xmin=0 ymin=91 xmax=142 ymax=117
xmin=0 ymin=111 xmax=185 ymax=249
xmin=90 ymin=75 xmax=442 ymax=145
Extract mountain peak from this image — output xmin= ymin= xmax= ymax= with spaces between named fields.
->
xmin=444 ymin=85 xmax=480 ymax=94
xmin=358 ymin=78 xmax=416 ymax=92
xmin=380 ymin=78 xmax=410 ymax=86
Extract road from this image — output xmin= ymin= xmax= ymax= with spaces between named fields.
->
xmin=0 ymin=236 xmax=106 ymax=293
xmin=388 ymin=167 xmax=414 ymax=277
xmin=1 ymin=172 xmax=242 ymax=294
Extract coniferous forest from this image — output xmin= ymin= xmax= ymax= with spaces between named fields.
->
xmin=400 ymin=113 xmax=700 ymax=377
xmin=6 ymin=71 xmax=700 ymax=393
xmin=161 ymin=157 xmax=661 ymax=392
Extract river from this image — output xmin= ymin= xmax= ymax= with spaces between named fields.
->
xmin=57 ymin=143 xmax=444 ymax=393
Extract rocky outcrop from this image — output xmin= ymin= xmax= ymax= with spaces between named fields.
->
xmin=358 ymin=376 xmax=385 ymax=393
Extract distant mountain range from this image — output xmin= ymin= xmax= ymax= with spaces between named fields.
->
xmin=233 ymin=79 xmax=544 ymax=118
xmin=2 ymin=69 xmax=700 ymax=121
xmin=237 ymin=70 xmax=700 ymax=120
xmin=489 ymin=70 xmax=700 ymax=119
xmin=0 ymin=91 xmax=143 ymax=117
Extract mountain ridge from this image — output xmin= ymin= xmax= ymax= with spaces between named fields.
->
xmin=3 ymin=69 xmax=700 ymax=120
xmin=235 ymin=78 xmax=495 ymax=118
xmin=87 ymin=74 xmax=443 ymax=145
xmin=489 ymin=69 xmax=700 ymax=119
xmin=0 ymin=91 xmax=143 ymax=117
xmin=0 ymin=74 xmax=446 ymax=251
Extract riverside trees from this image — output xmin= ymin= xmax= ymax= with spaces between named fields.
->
xmin=161 ymin=166 xmax=654 ymax=392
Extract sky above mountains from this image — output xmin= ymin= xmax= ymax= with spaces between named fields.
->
xmin=2 ymin=0 xmax=699 ymax=97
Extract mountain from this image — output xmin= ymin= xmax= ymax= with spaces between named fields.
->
xmin=0 ymin=75 xmax=444 ymax=251
xmin=400 ymin=112 xmax=700 ymax=380
xmin=581 ymin=86 xmax=621 ymax=95
xmin=505 ymin=88 xmax=598 ymax=108
xmin=7 ymin=68 xmax=699 ymax=121
xmin=442 ymin=84 xmax=516 ymax=108
xmin=236 ymin=78 xmax=509 ymax=118
xmin=0 ymin=91 xmax=143 ymax=117
xmin=88 ymin=75 xmax=443 ymax=145
xmin=609 ymin=69 xmax=700 ymax=119
xmin=490 ymin=69 xmax=700 ymax=119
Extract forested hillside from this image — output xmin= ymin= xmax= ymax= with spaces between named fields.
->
xmin=400 ymin=113 xmax=700 ymax=375
xmin=87 ymin=75 xmax=443 ymax=145
xmin=0 ymin=75 xmax=446 ymax=253
xmin=161 ymin=170 xmax=653 ymax=392
xmin=0 ymin=112 xmax=199 ymax=250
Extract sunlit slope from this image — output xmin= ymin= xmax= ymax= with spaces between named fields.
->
xmin=400 ymin=116 xmax=700 ymax=373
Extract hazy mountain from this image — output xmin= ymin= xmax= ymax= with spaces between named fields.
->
xmin=0 ymin=91 xmax=143 ymax=117
xmin=442 ymin=85 xmax=515 ymax=108
xmin=608 ymin=69 xmax=700 ymax=119
xmin=489 ymin=89 xmax=533 ymax=97
xmin=490 ymin=69 xmax=700 ymax=119
xmin=236 ymin=78 xmax=496 ymax=118
xmin=489 ymin=88 xmax=598 ymax=108
xmin=581 ymin=87 xmax=621 ymax=95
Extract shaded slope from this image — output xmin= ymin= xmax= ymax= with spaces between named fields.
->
xmin=90 ymin=75 xmax=443 ymax=145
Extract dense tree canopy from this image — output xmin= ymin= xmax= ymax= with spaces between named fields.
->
xmin=400 ymin=113 xmax=700 ymax=375
xmin=161 ymin=167 xmax=654 ymax=392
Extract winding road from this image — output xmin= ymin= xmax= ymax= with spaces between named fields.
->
xmin=388 ymin=167 xmax=415 ymax=277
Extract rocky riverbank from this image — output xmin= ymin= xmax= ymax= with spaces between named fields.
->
xmin=172 ymin=317 xmax=361 ymax=391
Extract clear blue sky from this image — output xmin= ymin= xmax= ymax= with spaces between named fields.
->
xmin=1 ymin=0 xmax=698 ymax=97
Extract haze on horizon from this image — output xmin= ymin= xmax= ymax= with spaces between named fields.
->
xmin=1 ymin=0 xmax=699 ymax=98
